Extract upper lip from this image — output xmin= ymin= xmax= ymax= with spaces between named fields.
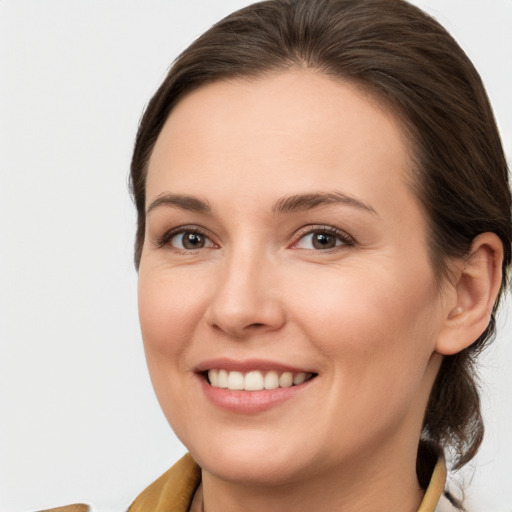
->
xmin=194 ymin=358 xmax=316 ymax=374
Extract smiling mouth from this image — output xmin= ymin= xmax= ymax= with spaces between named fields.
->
xmin=206 ymin=369 xmax=316 ymax=391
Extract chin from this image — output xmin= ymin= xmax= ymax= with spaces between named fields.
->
xmin=184 ymin=429 xmax=315 ymax=486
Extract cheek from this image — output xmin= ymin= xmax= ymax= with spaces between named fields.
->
xmin=288 ymin=260 xmax=440 ymax=381
xmin=138 ymin=266 xmax=210 ymax=353
xmin=137 ymin=264 xmax=215 ymax=412
xmin=137 ymin=265 xmax=212 ymax=422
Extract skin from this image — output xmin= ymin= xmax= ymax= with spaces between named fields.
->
xmin=137 ymin=69 xmax=499 ymax=511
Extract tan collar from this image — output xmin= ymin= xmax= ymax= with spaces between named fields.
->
xmin=418 ymin=457 xmax=448 ymax=512
xmin=128 ymin=454 xmax=200 ymax=512
xmin=128 ymin=453 xmax=448 ymax=512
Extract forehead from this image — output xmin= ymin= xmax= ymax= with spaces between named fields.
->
xmin=146 ymin=69 xmax=415 ymax=214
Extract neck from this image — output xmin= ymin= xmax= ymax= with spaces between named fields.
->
xmin=198 ymin=444 xmax=424 ymax=512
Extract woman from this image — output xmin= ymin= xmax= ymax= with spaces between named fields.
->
xmin=125 ymin=0 xmax=511 ymax=510
xmin=40 ymin=0 xmax=510 ymax=510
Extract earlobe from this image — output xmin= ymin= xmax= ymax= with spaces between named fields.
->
xmin=436 ymin=232 xmax=503 ymax=356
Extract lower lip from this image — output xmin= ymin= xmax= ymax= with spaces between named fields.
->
xmin=198 ymin=375 xmax=315 ymax=413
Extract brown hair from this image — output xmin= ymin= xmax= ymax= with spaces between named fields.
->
xmin=130 ymin=0 xmax=511 ymax=480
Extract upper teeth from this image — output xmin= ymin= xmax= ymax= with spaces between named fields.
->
xmin=207 ymin=369 xmax=311 ymax=391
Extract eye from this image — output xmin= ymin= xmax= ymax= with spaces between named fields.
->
xmin=293 ymin=228 xmax=353 ymax=251
xmin=169 ymin=230 xmax=215 ymax=251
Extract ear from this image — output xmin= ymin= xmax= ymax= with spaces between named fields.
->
xmin=436 ymin=232 xmax=504 ymax=356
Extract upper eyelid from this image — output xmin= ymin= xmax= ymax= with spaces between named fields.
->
xmin=291 ymin=225 xmax=355 ymax=244
xmin=153 ymin=224 xmax=216 ymax=248
xmin=152 ymin=223 xmax=355 ymax=249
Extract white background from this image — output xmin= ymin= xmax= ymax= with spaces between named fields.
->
xmin=1 ymin=1 xmax=511 ymax=511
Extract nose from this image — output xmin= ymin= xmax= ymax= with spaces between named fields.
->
xmin=204 ymin=251 xmax=286 ymax=338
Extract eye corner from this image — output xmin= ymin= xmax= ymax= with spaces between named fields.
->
xmin=290 ymin=225 xmax=356 ymax=252
xmin=152 ymin=225 xmax=218 ymax=252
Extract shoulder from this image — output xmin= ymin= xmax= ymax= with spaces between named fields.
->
xmin=29 ymin=456 xmax=198 ymax=512
xmin=435 ymin=492 xmax=461 ymax=512
xmin=35 ymin=505 xmax=90 ymax=512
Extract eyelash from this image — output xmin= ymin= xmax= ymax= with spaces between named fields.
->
xmin=154 ymin=225 xmax=355 ymax=252
xmin=153 ymin=225 xmax=216 ymax=251
xmin=290 ymin=225 xmax=355 ymax=251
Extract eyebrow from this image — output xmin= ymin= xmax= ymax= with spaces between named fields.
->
xmin=145 ymin=190 xmax=377 ymax=217
xmin=272 ymin=191 xmax=377 ymax=216
xmin=146 ymin=193 xmax=211 ymax=215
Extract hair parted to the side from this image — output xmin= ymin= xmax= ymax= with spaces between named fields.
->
xmin=130 ymin=0 xmax=511 ymax=480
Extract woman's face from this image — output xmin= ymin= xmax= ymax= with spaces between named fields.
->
xmin=138 ymin=70 xmax=449 ymax=485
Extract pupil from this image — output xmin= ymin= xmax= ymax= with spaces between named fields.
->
xmin=183 ymin=233 xmax=204 ymax=249
xmin=313 ymin=233 xmax=335 ymax=249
